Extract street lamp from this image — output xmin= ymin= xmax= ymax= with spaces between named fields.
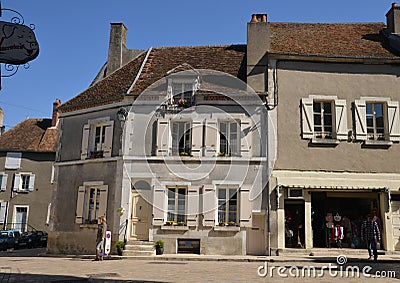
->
xmin=117 ymin=107 xmax=128 ymax=123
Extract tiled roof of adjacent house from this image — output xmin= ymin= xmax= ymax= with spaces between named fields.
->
xmin=269 ymin=22 xmax=396 ymax=58
xmin=0 ymin=119 xmax=57 ymax=152
xmin=60 ymin=22 xmax=400 ymax=112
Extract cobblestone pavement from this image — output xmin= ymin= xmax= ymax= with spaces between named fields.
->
xmin=0 ymin=255 xmax=398 ymax=283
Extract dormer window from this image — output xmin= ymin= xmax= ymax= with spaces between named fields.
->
xmin=167 ymin=77 xmax=199 ymax=108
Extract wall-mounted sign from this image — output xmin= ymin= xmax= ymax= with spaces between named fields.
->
xmin=0 ymin=21 xmax=39 ymax=65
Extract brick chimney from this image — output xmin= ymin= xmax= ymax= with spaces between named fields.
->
xmin=247 ymin=14 xmax=270 ymax=93
xmin=52 ymin=99 xmax=61 ymax=127
xmin=107 ymin=23 xmax=128 ymax=75
xmin=386 ymin=3 xmax=400 ymax=34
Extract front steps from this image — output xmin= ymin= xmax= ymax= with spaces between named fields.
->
xmin=122 ymin=240 xmax=155 ymax=256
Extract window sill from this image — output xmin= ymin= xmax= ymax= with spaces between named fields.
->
xmin=161 ymin=225 xmax=189 ymax=231
xmin=213 ymin=226 xmax=240 ymax=232
xmin=363 ymin=140 xmax=393 ymax=148
xmin=311 ymin=138 xmax=339 ymax=145
xmin=79 ymin=224 xmax=98 ymax=229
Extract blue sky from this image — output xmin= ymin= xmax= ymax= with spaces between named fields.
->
xmin=0 ymin=0 xmax=396 ymax=129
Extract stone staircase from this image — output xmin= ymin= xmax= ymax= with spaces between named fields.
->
xmin=122 ymin=240 xmax=155 ymax=256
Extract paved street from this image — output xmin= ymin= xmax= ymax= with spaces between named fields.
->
xmin=0 ymin=250 xmax=399 ymax=282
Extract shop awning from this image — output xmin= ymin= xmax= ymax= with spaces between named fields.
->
xmin=281 ymin=184 xmax=387 ymax=191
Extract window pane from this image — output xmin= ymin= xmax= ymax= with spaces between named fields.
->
xmin=323 ymin=102 xmax=332 ymax=114
xmin=220 ymin=123 xmax=227 ymax=154
xmin=167 ymin=189 xmax=175 ymax=221
xmin=172 ymin=123 xmax=179 ymax=155
xmin=366 ymin=103 xmax=373 ymax=115
xmin=229 ymin=123 xmax=238 ymax=155
xmin=375 ymin=103 xmax=383 ymax=117
xmin=313 ymin=102 xmax=321 ymax=113
xmin=95 ymin=126 xmax=101 ymax=144
xmin=314 ymin=114 xmax=321 ymax=127
xmin=218 ymin=189 xmax=226 ymax=223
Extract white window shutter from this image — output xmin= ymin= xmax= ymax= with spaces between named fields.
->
xmin=103 ymin=121 xmax=114 ymax=158
xmin=75 ymin=186 xmax=85 ymax=224
xmin=240 ymin=186 xmax=252 ymax=227
xmin=334 ymin=99 xmax=348 ymax=140
xmin=28 ymin=174 xmax=35 ymax=192
xmin=301 ymin=98 xmax=314 ymax=139
xmin=157 ymin=119 xmax=169 ymax=156
xmin=205 ymin=120 xmax=217 ymax=157
xmin=5 ymin=152 xmax=22 ymax=169
xmin=1 ymin=174 xmax=7 ymax=191
xmin=354 ymin=100 xmax=367 ymax=141
xmin=13 ymin=174 xmax=20 ymax=192
xmin=98 ymin=186 xmax=108 ymax=217
xmin=81 ymin=124 xmax=90 ymax=160
xmin=240 ymin=118 xmax=251 ymax=157
xmin=191 ymin=120 xmax=203 ymax=157
xmin=0 ymin=202 xmax=7 ymax=224
xmin=152 ymin=186 xmax=165 ymax=226
xmin=202 ymin=185 xmax=216 ymax=226
xmin=387 ymin=101 xmax=400 ymax=142
xmin=186 ymin=187 xmax=199 ymax=227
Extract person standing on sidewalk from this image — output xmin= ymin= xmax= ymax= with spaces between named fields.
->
xmin=361 ymin=214 xmax=380 ymax=261
xmin=95 ymin=216 xmax=107 ymax=261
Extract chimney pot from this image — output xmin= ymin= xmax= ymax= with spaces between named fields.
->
xmin=393 ymin=2 xmax=398 ymax=8
xmin=261 ymin=14 xmax=267 ymax=23
xmin=251 ymin=14 xmax=258 ymax=23
xmin=52 ymin=99 xmax=61 ymax=127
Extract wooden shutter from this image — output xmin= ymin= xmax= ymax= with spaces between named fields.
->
xmin=13 ymin=174 xmax=20 ymax=192
xmin=186 ymin=187 xmax=199 ymax=227
xmin=301 ymin=98 xmax=314 ymax=139
xmin=81 ymin=124 xmax=90 ymax=160
xmin=0 ymin=202 xmax=7 ymax=224
xmin=240 ymin=118 xmax=251 ymax=157
xmin=0 ymin=174 xmax=7 ymax=191
xmin=202 ymin=185 xmax=216 ymax=226
xmin=28 ymin=174 xmax=35 ymax=192
xmin=335 ymin=99 xmax=348 ymax=140
xmin=103 ymin=121 xmax=114 ymax=158
xmin=239 ymin=186 xmax=252 ymax=227
xmin=5 ymin=152 xmax=22 ymax=169
xmin=205 ymin=120 xmax=217 ymax=157
xmin=157 ymin=119 xmax=169 ymax=156
xmin=354 ymin=100 xmax=367 ymax=141
xmin=98 ymin=186 xmax=108 ymax=218
xmin=191 ymin=120 xmax=203 ymax=157
xmin=387 ymin=101 xmax=400 ymax=142
xmin=75 ymin=186 xmax=85 ymax=224
xmin=153 ymin=186 xmax=165 ymax=225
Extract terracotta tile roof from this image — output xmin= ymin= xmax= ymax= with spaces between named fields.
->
xmin=270 ymin=22 xmax=396 ymax=58
xmin=0 ymin=119 xmax=57 ymax=152
xmin=60 ymin=22 xmax=400 ymax=112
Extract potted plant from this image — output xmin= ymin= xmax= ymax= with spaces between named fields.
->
xmin=177 ymin=221 xmax=186 ymax=226
xmin=165 ymin=220 xmax=174 ymax=226
xmin=116 ymin=241 xmax=125 ymax=256
xmin=155 ymin=240 xmax=164 ymax=255
xmin=117 ymin=207 xmax=125 ymax=217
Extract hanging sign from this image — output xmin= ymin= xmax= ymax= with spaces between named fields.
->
xmin=0 ymin=21 xmax=39 ymax=65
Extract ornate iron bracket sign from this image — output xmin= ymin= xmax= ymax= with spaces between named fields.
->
xmin=0 ymin=1 xmax=39 ymax=90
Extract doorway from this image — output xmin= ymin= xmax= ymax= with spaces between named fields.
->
xmin=14 ymin=206 xmax=28 ymax=232
xmin=131 ymin=181 xmax=151 ymax=241
xmin=246 ymin=214 xmax=265 ymax=255
xmin=284 ymin=201 xmax=305 ymax=248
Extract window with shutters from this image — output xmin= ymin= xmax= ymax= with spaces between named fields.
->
xmin=81 ymin=118 xmax=114 ymax=160
xmin=0 ymin=173 xmax=8 ymax=191
xmin=167 ymin=187 xmax=187 ymax=224
xmin=301 ymin=96 xmax=348 ymax=142
xmin=217 ymin=188 xmax=238 ymax=225
xmin=166 ymin=77 xmax=199 ymax=110
xmin=171 ymin=121 xmax=191 ymax=156
xmin=75 ymin=185 xmax=108 ymax=224
xmin=354 ymin=98 xmax=400 ymax=143
xmin=13 ymin=173 xmax=35 ymax=192
xmin=219 ymin=121 xmax=240 ymax=156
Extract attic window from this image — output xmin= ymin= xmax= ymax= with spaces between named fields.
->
xmin=167 ymin=77 xmax=199 ymax=108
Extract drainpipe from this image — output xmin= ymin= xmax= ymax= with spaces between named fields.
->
xmin=266 ymin=107 xmax=271 ymax=256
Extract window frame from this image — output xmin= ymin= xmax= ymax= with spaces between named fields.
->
xmin=171 ymin=121 xmax=192 ymax=156
xmin=218 ymin=120 xmax=240 ymax=156
xmin=75 ymin=184 xmax=108 ymax=225
xmin=166 ymin=187 xmax=187 ymax=224
xmin=217 ymin=187 xmax=239 ymax=225
xmin=366 ymin=102 xmax=386 ymax=141
xmin=313 ymin=100 xmax=334 ymax=139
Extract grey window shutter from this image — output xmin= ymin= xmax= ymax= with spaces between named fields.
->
xmin=239 ymin=186 xmax=252 ymax=227
xmin=387 ymin=101 xmax=400 ymax=142
xmin=28 ymin=174 xmax=35 ymax=192
xmin=205 ymin=120 xmax=217 ymax=157
xmin=334 ymin=99 xmax=348 ymax=140
xmin=240 ymin=118 xmax=251 ymax=157
xmin=202 ymin=185 xmax=216 ymax=226
xmin=13 ymin=174 xmax=20 ymax=192
xmin=157 ymin=119 xmax=169 ymax=156
xmin=0 ymin=174 xmax=7 ymax=191
xmin=152 ymin=186 xmax=165 ymax=226
xmin=354 ymin=100 xmax=367 ymax=141
xmin=301 ymin=98 xmax=314 ymax=139
xmin=191 ymin=120 xmax=203 ymax=157
xmin=81 ymin=124 xmax=90 ymax=160
xmin=75 ymin=186 xmax=85 ymax=224
xmin=5 ymin=152 xmax=22 ymax=169
xmin=103 ymin=121 xmax=114 ymax=158
xmin=186 ymin=187 xmax=199 ymax=227
xmin=0 ymin=202 xmax=7 ymax=224
xmin=98 ymin=186 xmax=108 ymax=217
